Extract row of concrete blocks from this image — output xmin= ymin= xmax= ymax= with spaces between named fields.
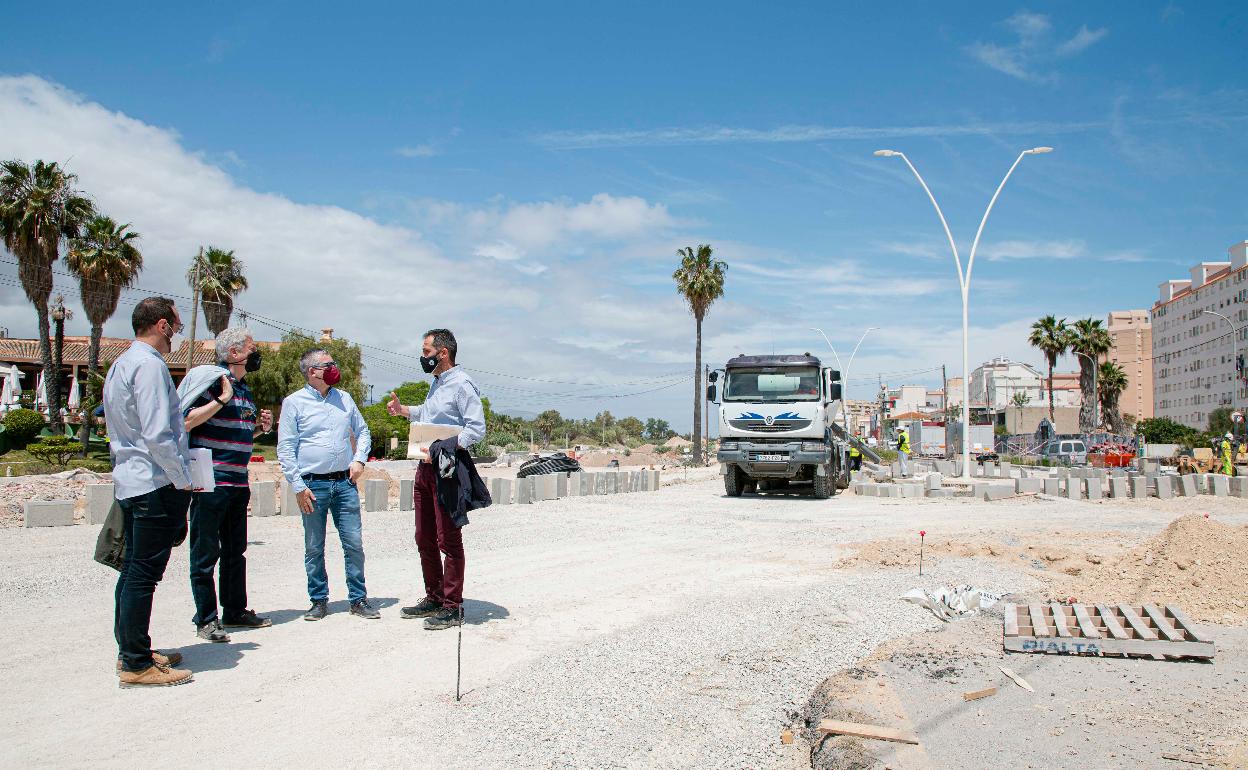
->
xmin=25 ymin=471 xmax=665 ymax=528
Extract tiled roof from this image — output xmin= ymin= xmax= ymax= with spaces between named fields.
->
xmin=0 ymin=335 xmax=275 ymax=368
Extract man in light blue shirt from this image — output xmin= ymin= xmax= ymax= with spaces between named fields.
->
xmin=386 ymin=328 xmax=486 ymax=630
xmin=103 ymin=297 xmax=195 ymax=688
xmin=277 ymin=348 xmax=378 ymax=621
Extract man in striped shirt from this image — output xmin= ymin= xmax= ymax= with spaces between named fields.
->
xmin=184 ymin=326 xmax=274 ymax=642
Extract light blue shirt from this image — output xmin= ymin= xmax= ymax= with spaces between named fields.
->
xmin=406 ymin=365 xmax=486 ymax=448
xmin=277 ymin=385 xmax=372 ymax=494
xmin=103 ymin=340 xmax=192 ymax=499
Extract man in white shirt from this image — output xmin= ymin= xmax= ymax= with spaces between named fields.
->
xmin=103 ymin=297 xmax=195 ymax=689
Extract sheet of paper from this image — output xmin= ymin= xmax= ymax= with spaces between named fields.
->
xmin=189 ymin=447 xmax=216 ymax=492
xmin=407 ymin=423 xmax=461 ymax=459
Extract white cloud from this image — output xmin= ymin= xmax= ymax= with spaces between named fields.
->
xmin=472 ymin=241 xmax=524 ymax=261
xmin=981 ymin=239 xmax=1086 ymax=261
xmin=396 ymin=144 xmax=439 ymax=158
xmin=965 ymin=13 xmax=1107 ymax=83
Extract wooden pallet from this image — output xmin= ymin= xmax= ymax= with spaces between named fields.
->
xmin=1003 ymin=602 xmax=1216 ymax=659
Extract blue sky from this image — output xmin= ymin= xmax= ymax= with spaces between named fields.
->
xmin=2 ymin=2 xmax=1246 ymax=428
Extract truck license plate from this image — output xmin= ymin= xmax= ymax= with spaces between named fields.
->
xmin=757 ymin=454 xmax=785 ymax=461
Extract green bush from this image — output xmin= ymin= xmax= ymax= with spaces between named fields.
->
xmin=26 ymin=435 xmax=80 ymax=466
xmin=3 ymin=408 xmax=46 ymax=448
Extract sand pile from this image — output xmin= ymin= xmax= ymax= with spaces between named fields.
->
xmin=834 ymin=532 xmax=1123 ymax=578
xmin=357 ymin=466 xmax=400 ymax=498
xmin=1057 ymin=514 xmax=1248 ymax=623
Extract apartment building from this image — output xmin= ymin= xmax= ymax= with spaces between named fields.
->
xmin=1106 ymin=310 xmax=1153 ymax=422
xmin=1151 ymin=241 xmax=1248 ymax=429
xmin=969 ymin=357 xmax=1044 ymax=410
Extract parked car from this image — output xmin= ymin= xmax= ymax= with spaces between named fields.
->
xmin=1040 ymin=438 xmax=1087 ymax=466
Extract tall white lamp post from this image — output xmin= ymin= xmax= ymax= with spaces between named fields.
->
xmin=874 ymin=147 xmax=1052 ymax=479
xmin=1202 ymin=309 xmax=1244 ymax=434
xmin=811 ymin=326 xmax=879 ymax=437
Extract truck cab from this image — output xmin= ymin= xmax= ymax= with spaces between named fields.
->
xmin=707 ymin=354 xmax=846 ymax=499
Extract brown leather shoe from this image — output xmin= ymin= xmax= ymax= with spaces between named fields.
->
xmin=118 ymin=663 xmax=194 ymax=689
xmin=115 ymin=651 xmax=183 ymax=674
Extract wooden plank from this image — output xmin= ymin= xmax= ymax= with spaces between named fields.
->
xmin=1007 ymin=635 xmax=1215 ymax=659
xmin=1142 ymin=604 xmax=1183 ymax=642
xmin=962 ymin=687 xmax=997 ymax=701
xmin=1095 ymin=604 xmax=1129 ymax=639
xmin=1027 ymin=604 xmax=1050 ymax=637
xmin=1048 ymin=603 xmax=1072 ymax=637
xmin=998 ymin=665 xmax=1034 ymax=692
xmin=1166 ymin=605 xmax=1213 ymax=643
xmin=1072 ymin=604 xmax=1103 ymax=639
xmin=1118 ymin=604 xmax=1158 ymax=641
xmin=817 ymin=720 xmax=918 ymax=745
xmin=780 ymin=729 xmax=793 ymax=745
xmin=1003 ymin=603 xmax=1019 ymax=636
xmin=1161 ymin=751 xmax=1218 ymax=765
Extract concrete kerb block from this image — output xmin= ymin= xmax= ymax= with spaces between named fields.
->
xmin=890 ymin=462 xmax=902 ymax=478
xmin=85 ymin=483 xmax=118 ymax=525
xmin=982 ymin=483 xmax=1013 ymax=501
xmin=567 ymin=472 xmax=583 ymax=496
xmin=1130 ymin=476 xmax=1149 ymax=498
xmin=364 ymin=479 xmax=389 ymax=512
xmin=1155 ymin=475 xmax=1174 ymax=499
xmin=1108 ymin=477 xmax=1129 ymax=499
xmin=400 ymin=478 xmax=415 ymax=511
xmin=1211 ymin=474 xmax=1230 ymax=496
xmin=926 ymin=488 xmax=954 ymax=498
xmin=250 ymin=480 xmax=277 ymax=517
xmin=535 ymin=474 xmax=558 ymax=501
xmin=487 ymin=477 xmax=507 ymax=505
xmin=581 ymin=473 xmax=596 ymax=495
xmin=1177 ymin=474 xmax=1199 ymax=497
xmin=1056 ymin=467 xmax=1070 ymax=480
xmin=617 ymin=471 xmax=630 ymax=492
xmin=1086 ymin=478 xmax=1103 ymax=501
xmin=631 ymin=471 xmax=642 ymax=492
xmin=1064 ymin=479 xmax=1083 ymax=500
xmin=879 ymin=485 xmax=901 ymax=498
xmin=555 ymin=473 xmax=569 ymax=498
xmin=925 ymin=473 xmax=942 ymax=491
xmin=281 ymin=481 xmax=298 ymax=516
xmin=1043 ymin=478 xmax=1061 ymax=496
xmin=899 ymin=484 xmax=924 ymax=498
xmin=515 ymin=477 xmax=535 ymax=504
xmin=649 ymin=470 xmax=660 ymax=490
xmin=23 ymin=500 xmax=75 ymax=527
xmin=1016 ymin=478 xmax=1043 ymax=494
xmin=1231 ymin=477 xmax=1248 ymax=498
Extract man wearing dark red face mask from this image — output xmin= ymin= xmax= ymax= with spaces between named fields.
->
xmin=277 ymin=348 xmax=377 ymax=621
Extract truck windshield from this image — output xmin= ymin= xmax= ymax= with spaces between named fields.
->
xmin=724 ymin=367 xmax=820 ymax=402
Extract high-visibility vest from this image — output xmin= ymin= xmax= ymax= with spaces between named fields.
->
xmin=849 ymin=445 xmax=861 ymax=458
xmin=898 ymin=433 xmax=911 ymax=453
xmin=1221 ymin=439 xmax=1232 ymax=461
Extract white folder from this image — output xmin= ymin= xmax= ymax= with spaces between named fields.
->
xmin=407 ymin=423 xmax=461 ymax=459
xmin=189 ymin=447 xmax=216 ymax=492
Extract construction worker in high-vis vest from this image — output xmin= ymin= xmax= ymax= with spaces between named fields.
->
xmin=1220 ymin=432 xmax=1235 ymax=476
xmin=897 ymin=427 xmax=911 ymax=477
xmin=849 ymin=438 xmax=862 ymax=472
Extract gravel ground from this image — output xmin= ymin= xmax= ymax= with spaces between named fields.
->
xmin=0 ymin=476 xmax=1243 ymax=769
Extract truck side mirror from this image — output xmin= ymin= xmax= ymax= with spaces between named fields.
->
xmin=708 ymin=371 xmax=718 ymax=383
xmin=706 ymin=384 xmax=717 ymax=402
xmin=829 ymin=383 xmax=842 ymax=401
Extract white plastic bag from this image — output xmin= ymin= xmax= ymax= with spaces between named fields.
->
xmin=902 ymin=584 xmax=1002 ymax=622
xmin=189 ymin=447 xmax=216 ymax=492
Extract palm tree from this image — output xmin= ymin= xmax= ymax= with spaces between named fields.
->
xmin=1069 ymin=318 xmax=1112 ymax=432
xmin=188 ymin=247 xmax=248 ymax=336
xmin=1097 ymin=361 xmax=1128 ymax=435
xmin=66 ymin=215 xmax=144 ymax=373
xmin=673 ymin=244 xmax=727 ymax=464
xmin=0 ymin=159 xmax=95 ymax=433
xmin=1027 ymin=315 xmax=1069 ymax=423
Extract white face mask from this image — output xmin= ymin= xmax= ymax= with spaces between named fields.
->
xmin=163 ymin=323 xmax=184 ymax=352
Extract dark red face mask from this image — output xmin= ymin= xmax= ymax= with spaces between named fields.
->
xmin=322 ymin=365 xmax=341 ymax=386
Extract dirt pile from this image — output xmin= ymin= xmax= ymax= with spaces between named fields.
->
xmin=834 ymin=532 xmax=1125 ymax=579
xmin=356 ymin=466 xmax=399 ymax=498
xmin=1057 ymin=514 xmax=1248 ymax=623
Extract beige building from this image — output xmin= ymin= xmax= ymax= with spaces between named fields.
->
xmin=1106 ymin=310 xmax=1153 ymax=422
xmin=842 ymin=399 xmax=876 ymax=435
xmin=1151 ymin=241 xmax=1248 ymax=429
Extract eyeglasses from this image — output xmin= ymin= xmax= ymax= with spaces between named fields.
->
xmin=309 ymin=361 xmax=336 ymax=370
xmin=164 ymin=319 xmax=185 ymax=334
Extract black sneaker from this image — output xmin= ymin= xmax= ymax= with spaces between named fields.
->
xmin=303 ymin=600 xmax=328 ymax=622
xmin=350 ymin=598 xmax=381 ymax=619
xmin=423 ymin=607 xmax=462 ymax=631
xmin=222 ymin=609 xmax=272 ymax=629
xmin=196 ymin=620 xmax=231 ymax=643
xmin=400 ymin=598 xmax=441 ymax=619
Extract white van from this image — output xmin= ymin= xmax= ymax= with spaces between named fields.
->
xmin=1040 ymin=439 xmax=1087 ymax=466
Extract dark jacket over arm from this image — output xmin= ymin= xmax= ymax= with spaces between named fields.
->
xmin=429 ymin=437 xmax=492 ymax=527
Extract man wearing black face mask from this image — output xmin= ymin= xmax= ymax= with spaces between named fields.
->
xmin=183 ymin=326 xmax=274 ymax=640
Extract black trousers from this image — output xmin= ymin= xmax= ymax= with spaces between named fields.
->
xmin=115 ymin=484 xmax=191 ymax=672
xmin=189 ymin=485 xmax=251 ymax=626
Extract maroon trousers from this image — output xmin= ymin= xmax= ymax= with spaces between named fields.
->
xmin=413 ymin=461 xmax=464 ymax=609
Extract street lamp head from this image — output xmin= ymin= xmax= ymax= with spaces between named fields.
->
xmin=873 ymin=149 xmax=900 ymax=157
xmin=1025 ymin=146 xmax=1054 ymax=154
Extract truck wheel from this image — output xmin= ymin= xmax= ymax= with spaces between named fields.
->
xmin=812 ymin=469 xmax=835 ymax=499
xmin=725 ymin=465 xmax=746 ymax=497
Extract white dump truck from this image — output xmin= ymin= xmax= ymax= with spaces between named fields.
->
xmin=706 ymin=353 xmax=854 ymax=499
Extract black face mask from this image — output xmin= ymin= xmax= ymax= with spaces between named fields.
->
xmin=226 ymin=350 xmax=262 ymax=373
xmin=419 ymin=354 xmax=439 ymax=374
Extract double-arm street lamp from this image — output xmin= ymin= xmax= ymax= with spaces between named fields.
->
xmin=1202 ymin=309 xmax=1245 ymax=432
xmin=811 ymin=326 xmax=879 ymax=438
xmin=874 ymin=147 xmax=1052 ymax=479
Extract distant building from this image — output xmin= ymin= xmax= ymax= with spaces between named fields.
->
xmin=1106 ymin=310 xmax=1153 ymax=422
xmin=842 ymin=399 xmax=876 ymax=435
xmin=1151 ymin=241 xmax=1248 ymax=429
xmin=969 ymin=357 xmax=1044 ymax=411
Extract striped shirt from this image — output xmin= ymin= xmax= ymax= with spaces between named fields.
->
xmin=187 ymin=373 xmax=256 ymax=488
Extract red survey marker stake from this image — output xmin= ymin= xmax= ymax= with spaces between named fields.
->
xmin=918 ymin=530 xmax=926 ymax=576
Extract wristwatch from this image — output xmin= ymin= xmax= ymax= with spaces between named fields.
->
xmin=214 ymin=395 xmax=229 ymax=407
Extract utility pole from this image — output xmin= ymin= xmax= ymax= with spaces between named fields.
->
xmin=941 ymin=364 xmax=949 ymax=459
xmin=704 ymin=364 xmax=710 ymax=457
xmin=186 ymin=247 xmax=202 ymax=370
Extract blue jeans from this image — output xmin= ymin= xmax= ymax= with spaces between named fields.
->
xmin=115 ymin=484 xmax=192 ymax=672
xmin=300 ymin=478 xmax=367 ymax=603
